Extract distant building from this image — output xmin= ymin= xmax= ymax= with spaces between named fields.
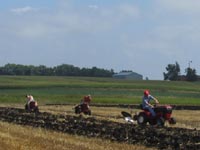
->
xmin=177 ymin=75 xmax=187 ymax=81
xmin=178 ymin=75 xmax=200 ymax=81
xmin=112 ymin=71 xmax=143 ymax=80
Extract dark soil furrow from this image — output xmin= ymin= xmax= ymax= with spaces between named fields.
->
xmin=0 ymin=107 xmax=199 ymax=150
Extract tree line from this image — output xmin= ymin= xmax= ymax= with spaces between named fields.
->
xmin=1 ymin=62 xmax=198 ymax=81
xmin=0 ymin=63 xmax=114 ymax=77
xmin=163 ymin=61 xmax=198 ymax=81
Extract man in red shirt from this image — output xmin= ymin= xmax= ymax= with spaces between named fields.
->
xmin=83 ymin=94 xmax=92 ymax=104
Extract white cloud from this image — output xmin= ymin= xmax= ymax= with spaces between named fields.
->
xmin=156 ymin=0 xmax=200 ymax=14
xmin=88 ymin=5 xmax=98 ymax=10
xmin=11 ymin=6 xmax=37 ymax=14
xmin=3 ymin=1 xmax=200 ymax=79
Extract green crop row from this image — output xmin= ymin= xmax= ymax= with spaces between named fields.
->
xmin=0 ymin=76 xmax=200 ymax=105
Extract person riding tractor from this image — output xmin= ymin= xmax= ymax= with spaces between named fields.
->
xmin=142 ymin=90 xmax=159 ymax=118
xmin=122 ymin=90 xmax=176 ymax=126
xmin=74 ymin=95 xmax=92 ymax=115
xmin=25 ymin=94 xmax=39 ymax=113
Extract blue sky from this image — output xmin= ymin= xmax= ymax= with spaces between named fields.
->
xmin=0 ymin=0 xmax=200 ymax=80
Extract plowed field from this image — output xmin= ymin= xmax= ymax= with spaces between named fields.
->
xmin=0 ymin=106 xmax=199 ymax=150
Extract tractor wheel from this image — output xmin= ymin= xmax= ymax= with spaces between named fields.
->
xmin=137 ymin=113 xmax=147 ymax=125
xmin=75 ymin=106 xmax=81 ymax=114
xmin=169 ymin=117 xmax=176 ymax=124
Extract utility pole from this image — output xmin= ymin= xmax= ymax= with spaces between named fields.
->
xmin=188 ymin=61 xmax=192 ymax=68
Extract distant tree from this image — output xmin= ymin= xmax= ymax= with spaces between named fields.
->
xmin=185 ymin=67 xmax=197 ymax=81
xmin=0 ymin=63 xmax=114 ymax=77
xmin=163 ymin=62 xmax=180 ymax=81
xmin=53 ymin=64 xmax=80 ymax=76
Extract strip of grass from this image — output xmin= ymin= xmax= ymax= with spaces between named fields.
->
xmin=0 ymin=76 xmax=200 ymax=105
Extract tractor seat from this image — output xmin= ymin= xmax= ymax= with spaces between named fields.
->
xmin=139 ymin=104 xmax=149 ymax=111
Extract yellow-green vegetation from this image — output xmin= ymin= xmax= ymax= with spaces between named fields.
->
xmin=0 ymin=75 xmax=200 ymax=105
xmin=0 ymin=121 xmax=154 ymax=150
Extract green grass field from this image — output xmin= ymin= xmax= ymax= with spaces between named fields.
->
xmin=0 ymin=75 xmax=200 ymax=105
